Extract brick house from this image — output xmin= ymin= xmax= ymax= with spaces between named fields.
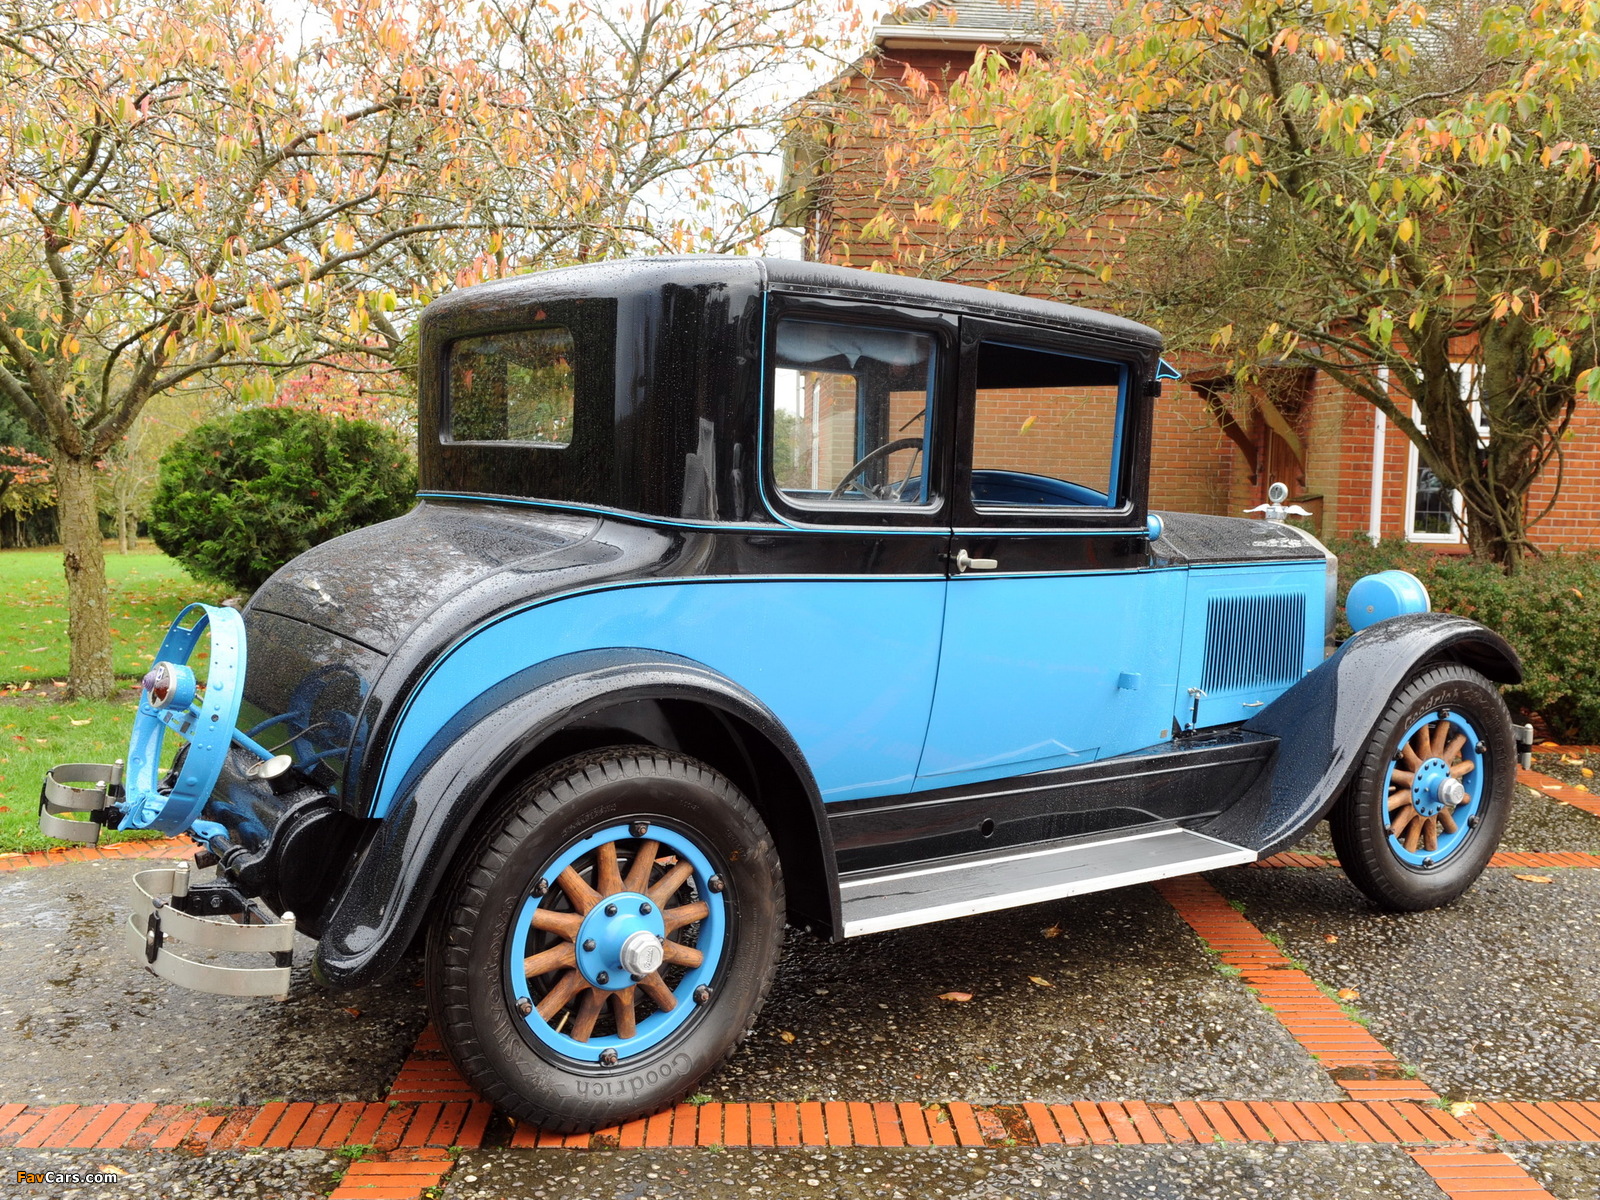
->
xmin=787 ymin=0 xmax=1600 ymax=551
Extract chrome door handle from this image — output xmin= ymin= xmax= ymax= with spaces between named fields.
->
xmin=955 ymin=549 xmax=998 ymax=573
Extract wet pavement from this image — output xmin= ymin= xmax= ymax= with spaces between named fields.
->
xmin=7 ymin=1148 xmax=341 ymax=1199
xmin=0 ymin=859 xmax=426 ymax=1105
xmin=717 ymin=886 xmax=1339 ymax=1104
xmin=0 ymin=765 xmax=1598 ymax=1198
xmin=440 ymin=1144 xmax=1439 ymax=1199
xmin=1212 ymin=864 xmax=1600 ymax=1100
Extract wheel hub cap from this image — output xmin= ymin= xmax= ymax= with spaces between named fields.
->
xmin=1412 ymin=757 xmax=1452 ymax=816
xmin=575 ymin=891 xmax=664 ymax=991
xmin=619 ymin=929 xmax=666 ymax=977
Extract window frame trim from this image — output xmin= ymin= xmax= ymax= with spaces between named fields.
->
xmin=1403 ymin=363 xmax=1487 ymax=545
xmin=759 ymin=293 xmax=958 ymax=530
xmin=953 ymin=315 xmax=1146 ymax=532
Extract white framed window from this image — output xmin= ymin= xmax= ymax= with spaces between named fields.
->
xmin=1404 ymin=364 xmax=1490 ymax=544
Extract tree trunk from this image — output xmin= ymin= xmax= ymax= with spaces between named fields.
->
xmin=56 ymin=453 xmax=115 ymax=699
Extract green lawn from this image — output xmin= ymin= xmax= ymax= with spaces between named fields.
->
xmin=0 ymin=546 xmax=221 ymax=851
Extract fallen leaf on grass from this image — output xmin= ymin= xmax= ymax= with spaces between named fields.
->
xmin=1514 ymin=874 xmax=1554 ymax=884
xmin=1028 ymin=976 xmax=1053 ymax=988
xmin=69 ymin=719 xmax=91 ymax=726
xmin=1337 ymin=988 xmax=1360 ymax=1001
xmin=938 ymin=992 xmax=973 ymax=1003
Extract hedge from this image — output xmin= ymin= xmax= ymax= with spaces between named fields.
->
xmin=150 ymin=406 xmax=416 ymax=594
xmin=1330 ymin=538 xmax=1600 ymax=742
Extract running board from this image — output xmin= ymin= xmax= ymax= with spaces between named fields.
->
xmin=839 ymin=827 xmax=1256 ymax=937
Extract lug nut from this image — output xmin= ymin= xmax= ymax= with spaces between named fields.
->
xmin=631 ymin=821 xmax=649 ymax=838
xmin=583 ymin=939 xmax=596 ymax=952
xmin=605 ymin=903 xmax=618 ymax=917
xmin=693 ymin=985 xmax=712 ymax=1005
xmin=535 ymin=877 xmax=549 ymax=896
xmin=707 ymin=875 xmax=724 ymax=893
xmin=639 ymin=902 xmax=652 ymax=915
xmin=600 ymin=1048 xmax=618 ymax=1066
xmin=1476 ymin=740 xmax=1488 ymax=753
xmin=517 ymin=997 xmax=533 ymax=1016
xmin=597 ymin=971 xmax=610 ymax=985
xmin=1469 ymin=816 xmax=1482 ymax=829
xmin=1422 ymin=857 xmax=1435 ymax=868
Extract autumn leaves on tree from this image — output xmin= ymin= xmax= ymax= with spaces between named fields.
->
xmin=800 ymin=0 xmax=1600 ymax=567
xmin=0 ymin=0 xmax=836 ymax=697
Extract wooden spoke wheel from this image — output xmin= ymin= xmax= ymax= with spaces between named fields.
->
xmin=1383 ymin=707 xmax=1485 ymax=867
xmin=426 ymin=749 xmax=785 ymax=1132
xmin=1331 ymin=663 xmax=1513 ymax=913
xmin=508 ymin=823 xmax=726 ymax=1060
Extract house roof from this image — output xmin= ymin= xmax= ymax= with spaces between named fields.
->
xmin=872 ymin=0 xmax=1071 ymax=49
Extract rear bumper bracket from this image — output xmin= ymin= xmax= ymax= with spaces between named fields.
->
xmin=38 ymin=762 xmax=123 ymax=845
xmin=125 ymin=861 xmax=296 ymax=999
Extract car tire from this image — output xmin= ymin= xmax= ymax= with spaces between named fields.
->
xmin=1330 ymin=663 xmax=1514 ymax=912
xmin=426 ymin=748 xmax=785 ymax=1132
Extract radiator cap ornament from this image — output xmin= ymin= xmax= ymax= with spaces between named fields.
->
xmin=1246 ymin=481 xmax=1314 ymax=524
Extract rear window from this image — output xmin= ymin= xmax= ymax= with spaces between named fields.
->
xmin=448 ymin=327 xmax=576 ymax=446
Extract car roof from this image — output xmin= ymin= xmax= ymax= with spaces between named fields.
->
xmin=422 ymin=255 xmax=1163 ymax=351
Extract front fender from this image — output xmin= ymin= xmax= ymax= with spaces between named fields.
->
xmin=1202 ymin=613 xmax=1522 ymax=856
xmin=312 ymin=648 xmax=833 ymax=988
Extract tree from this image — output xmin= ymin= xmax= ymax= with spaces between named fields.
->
xmin=149 ymin=406 xmax=416 ymax=592
xmin=0 ymin=0 xmax=839 ymax=697
xmin=814 ymin=0 xmax=1600 ymax=567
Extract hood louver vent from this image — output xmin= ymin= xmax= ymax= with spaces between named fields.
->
xmin=1201 ymin=592 xmax=1305 ymax=693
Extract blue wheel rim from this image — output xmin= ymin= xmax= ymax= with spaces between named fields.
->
xmin=506 ymin=823 xmax=726 ymax=1064
xmin=1384 ymin=709 xmax=1486 ymax=867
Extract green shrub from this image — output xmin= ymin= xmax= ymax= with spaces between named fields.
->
xmin=149 ymin=406 xmax=416 ymax=593
xmin=1328 ymin=537 xmax=1600 ymax=741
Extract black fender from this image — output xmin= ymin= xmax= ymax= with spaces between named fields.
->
xmin=312 ymin=648 xmax=838 ymax=988
xmin=1201 ymin=612 xmax=1523 ymax=856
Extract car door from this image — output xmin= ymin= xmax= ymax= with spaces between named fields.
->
xmin=913 ymin=317 xmax=1185 ymax=805
xmin=752 ymin=296 xmax=958 ymax=804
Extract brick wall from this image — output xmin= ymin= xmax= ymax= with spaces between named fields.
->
xmin=803 ymin=46 xmax=1600 ymax=550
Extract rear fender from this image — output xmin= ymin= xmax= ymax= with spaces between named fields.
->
xmin=312 ymin=648 xmax=835 ymax=988
xmin=1201 ymin=613 xmax=1522 ymax=856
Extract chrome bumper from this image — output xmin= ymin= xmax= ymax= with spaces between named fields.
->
xmin=126 ymin=861 xmax=297 ymax=999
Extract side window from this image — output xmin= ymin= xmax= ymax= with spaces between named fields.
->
xmin=448 ymin=327 xmax=576 ymax=446
xmin=771 ymin=319 xmax=935 ymax=507
xmin=970 ymin=341 xmax=1126 ymax=508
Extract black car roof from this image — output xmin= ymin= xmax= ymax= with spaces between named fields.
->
xmin=422 ymin=255 xmax=1163 ymax=351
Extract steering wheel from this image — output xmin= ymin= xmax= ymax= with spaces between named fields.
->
xmin=828 ymin=437 xmax=925 ymax=501
xmin=119 ymin=603 xmax=248 ymax=835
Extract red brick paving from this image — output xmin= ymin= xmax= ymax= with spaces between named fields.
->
xmin=1519 ymin=766 xmax=1600 ymax=819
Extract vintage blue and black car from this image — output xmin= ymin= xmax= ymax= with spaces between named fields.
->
xmin=40 ymin=257 xmax=1531 ymax=1130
